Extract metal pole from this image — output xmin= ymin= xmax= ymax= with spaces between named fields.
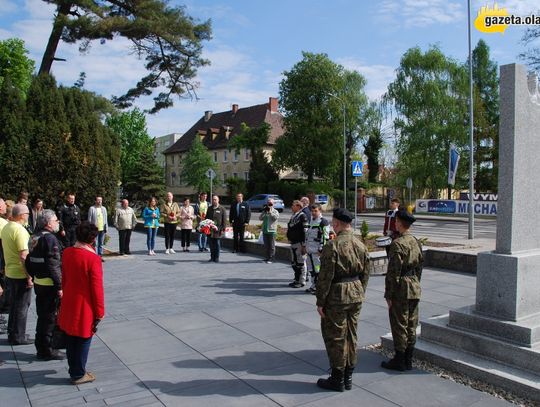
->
xmin=210 ymin=175 xmax=213 ymax=201
xmin=354 ymin=177 xmax=358 ymax=230
xmin=467 ymin=0 xmax=475 ymax=239
xmin=343 ymin=104 xmax=347 ymax=210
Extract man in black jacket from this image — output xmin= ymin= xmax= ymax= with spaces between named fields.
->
xmin=26 ymin=209 xmax=64 ymax=360
xmin=287 ymin=200 xmax=309 ymax=288
xmin=229 ymin=193 xmax=251 ymax=253
xmin=57 ymin=194 xmax=81 ymax=247
xmin=206 ymin=195 xmax=227 ymax=263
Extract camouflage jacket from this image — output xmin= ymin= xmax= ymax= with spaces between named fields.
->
xmin=384 ymin=232 xmax=424 ymax=300
xmin=316 ymin=230 xmax=370 ymax=308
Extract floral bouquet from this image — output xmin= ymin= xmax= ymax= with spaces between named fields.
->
xmin=197 ymin=219 xmax=218 ymax=236
xmin=168 ymin=212 xmax=177 ymax=221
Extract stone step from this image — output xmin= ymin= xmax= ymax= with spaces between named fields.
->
xmin=381 ymin=332 xmax=540 ymax=403
xmin=421 ymin=314 xmax=540 ymax=375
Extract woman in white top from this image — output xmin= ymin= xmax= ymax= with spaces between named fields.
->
xmin=179 ymin=198 xmax=195 ymax=252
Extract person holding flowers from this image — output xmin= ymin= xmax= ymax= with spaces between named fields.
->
xmin=205 ymin=195 xmax=226 ymax=263
xmin=180 ymin=198 xmax=195 ymax=252
xmin=160 ymin=192 xmax=180 ymax=254
xmin=143 ymin=197 xmax=160 ymax=256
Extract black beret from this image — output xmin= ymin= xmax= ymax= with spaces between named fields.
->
xmin=396 ymin=209 xmax=416 ymax=224
xmin=333 ymin=208 xmax=354 ymax=223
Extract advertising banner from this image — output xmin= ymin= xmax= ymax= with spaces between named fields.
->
xmin=416 ymin=199 xmax=497 ymax=216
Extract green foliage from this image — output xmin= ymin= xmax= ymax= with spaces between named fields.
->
xmin=0 ymin=78 xmax=30 ymax=197
xmin=472 ymin=40 xmax=499 ymax=192
xmin=363 ymin=100 xmax=386 ymax=183
xmin=180 ymin=136 xmax=217 ymax=194
xmin=40 ymin=0 xmax=212 ymax=113
xmin=0 ymin=74 xmax=120 ymax=210
xmin=228 ymin=122 xmax=278 ymax=195
xmin=106 ymin=109 xmax=154 ymax=184
xmin=225 ymin=178 xmax=247 ymax=201
xmin=361 ymin=220 xmax=369 ymax=241
xmin=386 ymin=46 xmax=468 ymax=197
xmin=274 ymin=52 xmax=369 ymax=185
xmin=122 ymin=150 xmax=165 ymax=204
xmin=0 ymin=38 xmax=35 ymax=97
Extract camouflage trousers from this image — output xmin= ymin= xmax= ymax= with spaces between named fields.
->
xmin=321 ymin=302 xmax=362 ymax=370
xmin=389 ymin=299 xmax=419 ymax=352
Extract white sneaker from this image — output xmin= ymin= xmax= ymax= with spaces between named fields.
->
xmin=169 ymin=248 xmax=176 ymax=254
xmin=148 ymin=250 xmax=152 ymax=256
xmin=165 ymin=249 xmax=170 ymax=254
xmin=151 ymin=250 xmax=156 ymax=256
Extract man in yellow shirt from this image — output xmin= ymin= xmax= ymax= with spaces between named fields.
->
xmin=1 ymin=204 xmax=32 ymax=345
xmin=0 ymin=198 xmax=8 ymax=337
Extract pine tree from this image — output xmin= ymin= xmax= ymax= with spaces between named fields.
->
xmin=123 ymin=150 xmax=165 ymax=203
xmin=24 ymin=74 xmax=70 ymax=205
xmin=0 ymin=77 xmax=30 ymax=198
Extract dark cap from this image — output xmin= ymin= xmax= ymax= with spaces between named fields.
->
xmin=333 ymin=208 xmax=354 ymax=223
xmin=396 ymin=209 xmax=416 ymax=225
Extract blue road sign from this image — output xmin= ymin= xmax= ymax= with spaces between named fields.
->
xmin=352 ymin=161 xmax=363 ymax=177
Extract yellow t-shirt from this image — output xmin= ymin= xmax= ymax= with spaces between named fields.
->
xmin=96 ymin=208 xmax=104 ymax=232
xmin=1 ymin=221 xmax=30 ymax=279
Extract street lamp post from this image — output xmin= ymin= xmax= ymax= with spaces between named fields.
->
xmin=328 ymin=93 xmax=347 ymax=210
xmin=467 ymin=0 xmax=475 ymax=239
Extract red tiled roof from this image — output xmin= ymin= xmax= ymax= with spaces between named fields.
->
xmin=163 ymin=101 xmax=284 ymax=155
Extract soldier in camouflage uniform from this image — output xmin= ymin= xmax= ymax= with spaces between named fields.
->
xmin=316 ymin=208 xmax=370 ymax=392
xmin=381 ymin=209 xmax=423 ymax=371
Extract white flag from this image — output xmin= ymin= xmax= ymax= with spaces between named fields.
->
xmin=448 ymin=144 xmax=460 ymax=186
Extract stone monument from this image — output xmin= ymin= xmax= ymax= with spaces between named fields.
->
xmin=383 ymin=64 xmax=540 ymax=400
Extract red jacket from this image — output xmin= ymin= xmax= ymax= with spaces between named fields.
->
xmin=58 ymin=247 xmax=105 ymax=338
xmin=383 ymin=209 xmax=398 ymax=237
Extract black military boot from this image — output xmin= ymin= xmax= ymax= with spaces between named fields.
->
xmin=405 ymin=346 xmax=414 ymax=370
xmin=344 ymin=366 xmax=355 ymax=390
xmin=317 ymin=368 xmax=345 ymax=392
xmin=381 ymin=351 xmax=406 ymax=371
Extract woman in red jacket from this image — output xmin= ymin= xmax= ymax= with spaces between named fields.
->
xmin=58 ymin=221 xmax=105 ymax=385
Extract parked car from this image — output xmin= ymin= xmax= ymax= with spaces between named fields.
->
xmin=246 ymin=194 xmax=285 ymax=212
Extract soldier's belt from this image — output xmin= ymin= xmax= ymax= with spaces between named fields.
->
xmin=332 ymin=275 xmax=360 ymax=283
xmin=400 ymin=269 xmax=417 ymax=277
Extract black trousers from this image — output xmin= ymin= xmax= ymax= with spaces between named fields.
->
xmin=118 ymin=229 xmax=132 ymax=254
xmin=209 ymin=237 xmax=221 ymax=261
xmin=164 ymin=223 xmax=177 ymax=249
xmin=232 ymin=224 xmax=246 ymax=252
xmin=65 ymin=227 xmax=78 ymax=247
xmin=6 ymin=277 xmax=32 ymax=343
xmin=180 ymin=229 xmax=192 ymax=248
xmin=34 ymin=284 xmax=58 ymax=356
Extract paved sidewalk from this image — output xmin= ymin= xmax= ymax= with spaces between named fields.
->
xmin=0 ymin=229 xmax=511 ymax=407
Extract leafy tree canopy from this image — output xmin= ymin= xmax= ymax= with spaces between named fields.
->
xmin=179 ymin=136 xmax=217 ymax=194
xmin=0 ymin=38 xmax=35 ymax=97
xmin=40 ymin=0 xmax=212 ymax=113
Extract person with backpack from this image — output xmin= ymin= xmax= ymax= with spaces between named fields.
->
xmin=26 ymin=209 xmax=64 ymax=360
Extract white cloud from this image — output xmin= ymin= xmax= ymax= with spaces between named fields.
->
xmin=0 ymin=0 xmax=17 ymax=16
xmin=378 ymin=0 xmax=465 ymax=28
xmin=24 ymin=0 xmax=55 ymax=20
xmin=338 ymin=57 xmax=396 ymax=100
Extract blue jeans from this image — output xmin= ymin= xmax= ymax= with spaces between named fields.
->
xmin=66 ymin=335 xmax=92 ymax=380
xmin=146 ymin=227 xmax=157 ymax=250
xmin=95 ymin=231 xmax=105 ymax=256
xmin=198 ymin=232 xmax=207 ymax=250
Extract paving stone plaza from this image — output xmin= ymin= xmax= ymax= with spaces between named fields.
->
xmin=1 ymin=228 xmax=513 ymax=407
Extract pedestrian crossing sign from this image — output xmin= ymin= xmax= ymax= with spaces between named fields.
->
xmin=352 ymin=161 xmax=363 ymax=177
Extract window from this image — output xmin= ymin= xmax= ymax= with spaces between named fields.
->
xmin=233 ymin=150 xmax=239 ymax=162
xmin=164 ymin=141 xmax=170 ymax=146
xmin=233 ymin=172 xmax=238 ymax=179
xmin=244 ymin=172 xmax=249 ymax=181
xmin=223 ymin=150 xmax=228 ymax=162
xmin=170 ymin=155 xmax=175 ymax=165
xmin=244 ymin=148 xmax=250 ymax=161
xmin=213 ymin=152 xmax=218 ymax=162
xmin=222 ymin=173 xmax=227 ymax=185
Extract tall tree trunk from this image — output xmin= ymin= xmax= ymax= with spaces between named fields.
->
xmin=39 ymin=2 xmax=72 ymax=75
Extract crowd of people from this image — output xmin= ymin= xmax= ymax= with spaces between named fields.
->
xmin=0 ymin=190 xmax=423 ymax=390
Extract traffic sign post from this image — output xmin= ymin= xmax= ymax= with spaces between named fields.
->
xmin=406 ymin=177 xmax=413 ymax=211
xmin=206 ymin=168 xmax=216 ymax=199
xmin=352 ymin=161 xmax=363 ymax=229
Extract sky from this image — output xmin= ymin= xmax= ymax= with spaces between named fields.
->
xmin=0 ymin=0 xmax=539 ymax=137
